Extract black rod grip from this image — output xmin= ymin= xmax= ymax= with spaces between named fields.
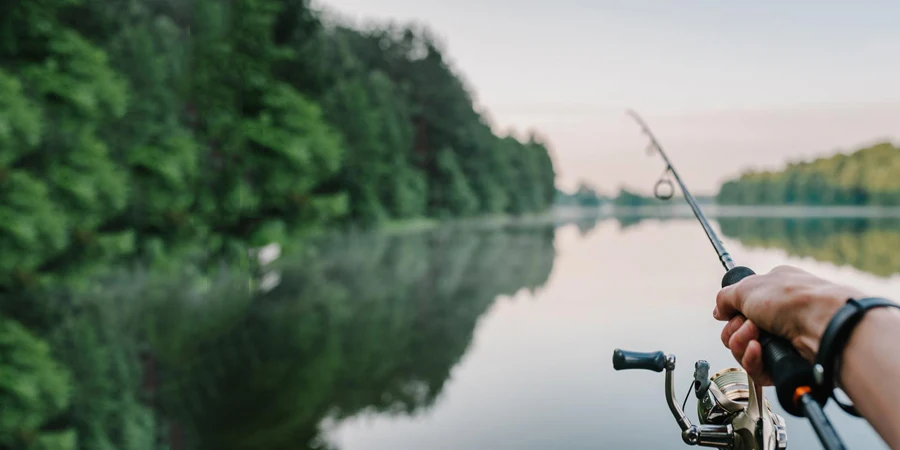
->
xmin=721 ymin=266 xmax=818 ymax=417
xmin=759 ymin=331 xmax=818 ymax=416
xmin=612 ymin=349 xmax=666 ymax=372
xmin=721 ymin=266 xmax=756 ymax=289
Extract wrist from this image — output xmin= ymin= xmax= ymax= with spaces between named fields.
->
xmin=793 ymin=286 xmax=861 ymax=360
xmin=813 ymin=298 xmax=900 ymax=418
xmin=839 ymin=307 xmax=900 ymax=387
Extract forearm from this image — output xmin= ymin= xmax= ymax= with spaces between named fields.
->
xmin=839 ymin=308 xmax=900 ymax=448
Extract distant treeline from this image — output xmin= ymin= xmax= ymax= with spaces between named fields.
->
xmin=0 ymin=0 xmax=556 ymax=289
xmin=556 ymin=184 xmax=714 ymax=208
xmin=717 ymin=143 xmax=900 ymax=205
xmin=556 ymin=183 xmax=604 ymax=207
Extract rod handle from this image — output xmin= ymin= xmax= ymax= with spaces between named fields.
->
xmin=612 ymin=349 xmax=667 ymax=372
xmin=722 ymin=266 xmax=820 ymax=417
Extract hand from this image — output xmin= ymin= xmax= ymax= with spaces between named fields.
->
xmin=713 ymin=265 xmax=864 ymax=385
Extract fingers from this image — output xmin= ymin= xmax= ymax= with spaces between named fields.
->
xmin=721 ymin=315 xmax=744 ymax=348
xmin=723 ymin=319 xmax=773 ymax=386
xmin=714 ymin=265 xmax=807 ymax=388
xmin=742 ymin=340 xmax=773 ymax=386
xmin=728 ymin=319 xmax=759 ymax=363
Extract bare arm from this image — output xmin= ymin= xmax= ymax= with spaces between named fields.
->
xmin=713 ymin=266 xmax=900 ymax=448
xmin=839 ymin=308 xmax=900 ymax=447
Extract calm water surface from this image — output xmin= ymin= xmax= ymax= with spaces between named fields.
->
xmin=34 ymin=216 xmax=900 ymax=449
xmin=320 ymin=217 xmax=896 ymax=450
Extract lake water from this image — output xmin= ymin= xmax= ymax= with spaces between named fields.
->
xmin=25 ymin=215 xmax=899 ymax=449
xmin=317 ymin=217 xmax=895 ymax=450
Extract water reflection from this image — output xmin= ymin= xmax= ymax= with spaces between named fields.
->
xmin=599 ymin=214 xmax=900 ymax=278
xmin=9 ymin=226 xmax=555 ymax=450
xmin=718 ymin=217 xmax=900 ymax=277
xmin=158 ymin=227 xmax=556 ymax=450
xmin=6 ymin=215 xmax=896 ymax=450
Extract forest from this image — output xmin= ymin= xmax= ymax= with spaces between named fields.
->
xmin=0 ymin=0 xmax=557 ymax=292
xmin=717 ymin=142 xmax=900 ymax=205
xmin=1 ymin=0 xmax=559 ymax=448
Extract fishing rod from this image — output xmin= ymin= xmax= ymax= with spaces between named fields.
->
xmin=611 ymin=111 xmax=847 ymax=450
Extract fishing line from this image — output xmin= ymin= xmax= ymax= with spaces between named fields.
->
xmin=681 ymin=380 xmax=694 ymax=412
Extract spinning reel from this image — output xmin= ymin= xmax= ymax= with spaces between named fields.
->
xmin=613 ymin=349 xmax=788 ymax=450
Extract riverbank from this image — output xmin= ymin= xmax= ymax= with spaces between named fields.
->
xmin=376 ymin=204 xmax=900 ymax=238
xmin=556 ymin=204 xmax=900 ymax=220
xmin=381 ymin=213 xmax=560 ymax=235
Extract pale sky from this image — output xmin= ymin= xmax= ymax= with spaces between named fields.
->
xmin=317 ymin=0 xmax=900 ymax=194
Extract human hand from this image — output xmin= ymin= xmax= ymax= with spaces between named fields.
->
xmin=713 ymin=265 xmax=864 ymax=385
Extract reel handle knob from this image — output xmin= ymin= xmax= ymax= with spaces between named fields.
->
xmin=722 ymin=266 xmax=821 ymax=417
xmin=612 ymin=349 xmax=667 ymax=372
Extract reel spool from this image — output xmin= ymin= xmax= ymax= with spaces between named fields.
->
xmin=699 ymin=368 xmax=774 ymax=426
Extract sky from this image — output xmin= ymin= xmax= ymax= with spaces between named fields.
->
xmin=317 ymin=0 xmax=900 ymax=194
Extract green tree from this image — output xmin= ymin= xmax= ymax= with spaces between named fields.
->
xmin=430 ymin=148 xmax=480 ymax=217
xmin=0 ymin=316 xmax=73 ymax=450
xmin=717 ymin=143 xmax=900 ymax=206
xmin=0 ymin=1 xmax=130 ymax=287
xmin=71 ymin=0 xmax=201 ymax=243
xmin=184 ymin=0 xmax=346 ymax=243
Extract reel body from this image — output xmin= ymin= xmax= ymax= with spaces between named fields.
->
xmin=613 ymin=349 xmax=787 ymax=449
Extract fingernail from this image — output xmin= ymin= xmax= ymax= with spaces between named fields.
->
xmin=712 ymin=306 xmax=719 ymax=318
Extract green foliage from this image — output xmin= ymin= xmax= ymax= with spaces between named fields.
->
xmin=0 ymin=1 xmax=559 ymax=447
xmin=430 ymin=148 xmax=480 ymax=217
xmin=613 ymin=188 xmax=653 ymax=207
xmin=502 ymin=136 xmax=555 ymax=214
xmin=0 ymin=316 xmax=73 ymax=450
xmin=182 ymin=0 xmax=348 ymax=241
xmin=0 ymin=0 xmax=131 ymax=285
xmin=313 ymin=25 xmax=557 ymax=220
xmin=717 ymin=143 xmax=900 ymax=205
xmin=0 ymin=70 xmax=42 ymax=165
xmin=0 ymin=0 xmax=556 ymax=289
xmin=556 ymin=182 xmax=605 ymax=207
xmin=80 ymin=0 xmax=200 ymax=237
xmin=610 ymin=188 xmax=715 ymax=207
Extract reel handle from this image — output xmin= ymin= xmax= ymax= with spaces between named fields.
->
xmin=612 ymin=349 xmax=667 ymax=372
xmin=722 ymin=266 xmax=821 ymax=417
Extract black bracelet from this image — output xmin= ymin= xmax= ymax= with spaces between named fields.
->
xmin=814 ymin=297 xmax=900 ymax=416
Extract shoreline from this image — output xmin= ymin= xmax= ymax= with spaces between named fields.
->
xmin=338 ymin=205 xmax=900 ymax=239
xmin=556 ymin=205 xmax=900 ymax=220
